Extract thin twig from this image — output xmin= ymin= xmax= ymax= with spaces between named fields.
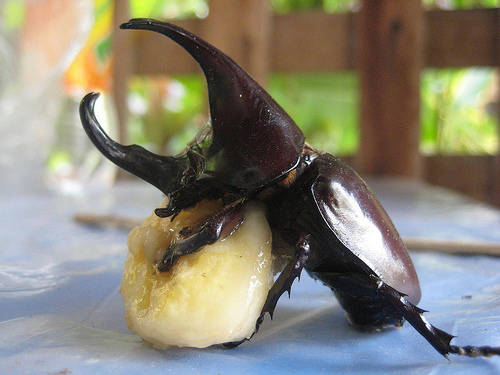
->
xmin=403 ymin=237 xmax=500 ymax=257
xmin=74 ymin=213 xmax=140 ymax=230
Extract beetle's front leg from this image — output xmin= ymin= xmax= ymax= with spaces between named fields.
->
xmin=223 ymin=234 xmax=310 ymax=348
xmin=157 ymin=200 xmax=246 ymax=272
xmin=155 ymin=177 xmax=241 ymax=219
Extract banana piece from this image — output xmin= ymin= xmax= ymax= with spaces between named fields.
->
xmin=121 ymin=200 xmax=273 ymax=348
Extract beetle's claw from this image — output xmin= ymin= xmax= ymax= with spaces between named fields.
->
xmin=156 ymin=259 xmax=173 ymax=273
xmin=155 ymin=207 xmax=176 ymax=218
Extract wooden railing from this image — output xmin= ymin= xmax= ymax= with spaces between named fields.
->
xmin=129 ymin=8 xmax=500 ymax=74
xmin=112 ymin=0 xmax=499 ymax=206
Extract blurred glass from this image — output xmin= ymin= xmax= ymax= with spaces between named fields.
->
xmin=46 ymin=0 xmax=117 ymax=195
xmin=0 ymin=0 xmax=93 ymax=192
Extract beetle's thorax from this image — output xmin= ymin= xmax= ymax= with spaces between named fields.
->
xmin=255 ymin=144 xmax=320 ymax=201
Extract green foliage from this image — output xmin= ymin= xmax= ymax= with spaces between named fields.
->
xmin=271 ymin=0 xmax=358 ymax=13
xmin=421 ymin=69 xmax=498 ymax=154
xmin=125 ymin=0 xmax=499 ymax=157
xmin=2 ymin=0 xmax=25 ymax=30
xmin=422 ymin=0 xmax=500 ymax=8
xmin=130 ymin=0 xmax=209 ymax=19
xmin=268 ymin=73 xmax=359 ymax=155
xmin=270 ymin=0 xmax=500 ymax=12
xmin=128 ymin=75 xmax=205 ymax=154
xmin=95 ymin=35 xmax=112 ymax=64
xmin=271 ymin=0 xmax=322 ymax=13
xmin=129 ymin=68 xmax=498 ymax=157
xmin=271 ymin=0 xmax=500 ymax=12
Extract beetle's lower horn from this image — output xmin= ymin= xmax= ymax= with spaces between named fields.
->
xmin=79 ymin=92 xmax=188 ymax=195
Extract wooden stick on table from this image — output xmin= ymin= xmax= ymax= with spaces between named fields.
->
xmin=74 ymin=214 xmax=500 ymax=257
xmin=403 ymin=237 xmax=500 ymax=256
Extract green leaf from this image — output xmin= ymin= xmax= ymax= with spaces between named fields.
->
xmin=3 ymin=0 xmax=24 ymax=30
xmin=95 ymin=35 xmax=112 ymax=64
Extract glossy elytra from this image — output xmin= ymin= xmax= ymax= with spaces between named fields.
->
xmin=80 ymin=18 xmax=500 ymax=358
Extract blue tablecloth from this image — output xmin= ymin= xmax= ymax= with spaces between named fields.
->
xmin=1 ymin=179 xmax=499 ymax=374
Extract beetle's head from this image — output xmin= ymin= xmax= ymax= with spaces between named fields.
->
xmin=80 ymin=19 xmax=305 ymax=196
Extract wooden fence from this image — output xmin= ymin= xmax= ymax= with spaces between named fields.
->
xmin=112 ymin=0 xmax=500 ymax=206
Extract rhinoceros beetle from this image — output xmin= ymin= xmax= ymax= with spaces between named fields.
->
xmin=80 ymin=18 xmax=500 ymax=358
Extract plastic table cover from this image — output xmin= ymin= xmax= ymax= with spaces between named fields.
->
xmin=1 ymin=179 xmax=499 ymax=375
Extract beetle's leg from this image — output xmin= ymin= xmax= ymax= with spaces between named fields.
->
xmin=155 ymin=177 xmax=241 ymax=219
xmin=223 ymin=235 xmax=310 ymax=348
xmin=317 ymin=272 xmax=500 ymax=357
xmin=157 ymin=200 xmax=246 ymax=272
xmin=258 ymin=235 xmax=310 ymax=321
xmin=376 ymin=281 xmax=500 ymax=358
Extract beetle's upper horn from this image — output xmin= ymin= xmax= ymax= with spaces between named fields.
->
xmin=79 ymin=92 xmax=188 ymax=195
xmin=121 ymin=19 xmax=305 ymax=189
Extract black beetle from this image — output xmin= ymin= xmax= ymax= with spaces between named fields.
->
xmin=80 ymin=18 xmax=499 ymax=358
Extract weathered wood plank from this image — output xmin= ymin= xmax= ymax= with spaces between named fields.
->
xmin=423 ymin=155 xmax=498 ymax=204
xmin=424 ymin=9 xmax=498 ymax=67
xmin=202 ymin=0 xmax=271 ymax=85
xmin=271 ymin=11 xmax=355 ymax=72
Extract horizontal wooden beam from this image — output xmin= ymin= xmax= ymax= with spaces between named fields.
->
xmin=424 ymin=9 xmax=499 ymax=68
xmin=342 ymin=154 xmax=499 ymax=207
xmin=129 ymin=8 xmax=500 ymax=75
xmin=270 ymin=10 xmax=356 ymax=72
xmin=131 ymin=19 xmax=202 ymax=76
xmin=423 ymin=154 xmax=498 ymax=205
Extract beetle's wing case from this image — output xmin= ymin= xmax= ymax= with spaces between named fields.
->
xmin=311 ymin=155 xmax=421 ymax=304
xmin=121 ymin=19 xmax=305 ymax=191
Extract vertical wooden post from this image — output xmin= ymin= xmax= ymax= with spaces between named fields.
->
xmin=494 ymin=9 xmax=500 ymax=206
xmin=357 ymin=0 xmax=423 ymax=178
xmin=112 ymin=0 xmax=131 ymax=144
xmin=202 ymin=0 xmax=271 ymax=86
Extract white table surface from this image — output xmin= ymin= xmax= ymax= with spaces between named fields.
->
xmin=1 ymin=178 xmax=499 ymax=374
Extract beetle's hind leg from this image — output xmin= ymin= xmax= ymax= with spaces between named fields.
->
xmin=377 ymin=281 xmax=500 ymax=358
xmin=320 ymin=273 xmax=500 ymax=357
xmin=157 ymin=200 xmax=246 ymax=272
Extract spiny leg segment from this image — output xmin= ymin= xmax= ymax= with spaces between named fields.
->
xmin=157 ymin=200 xmax=246 ymax=272
xmin=223 ymin=235 xmax=311 ymax=348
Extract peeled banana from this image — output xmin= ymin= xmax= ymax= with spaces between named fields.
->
xmin=121 ymin=200 xmax=273 ymax=348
